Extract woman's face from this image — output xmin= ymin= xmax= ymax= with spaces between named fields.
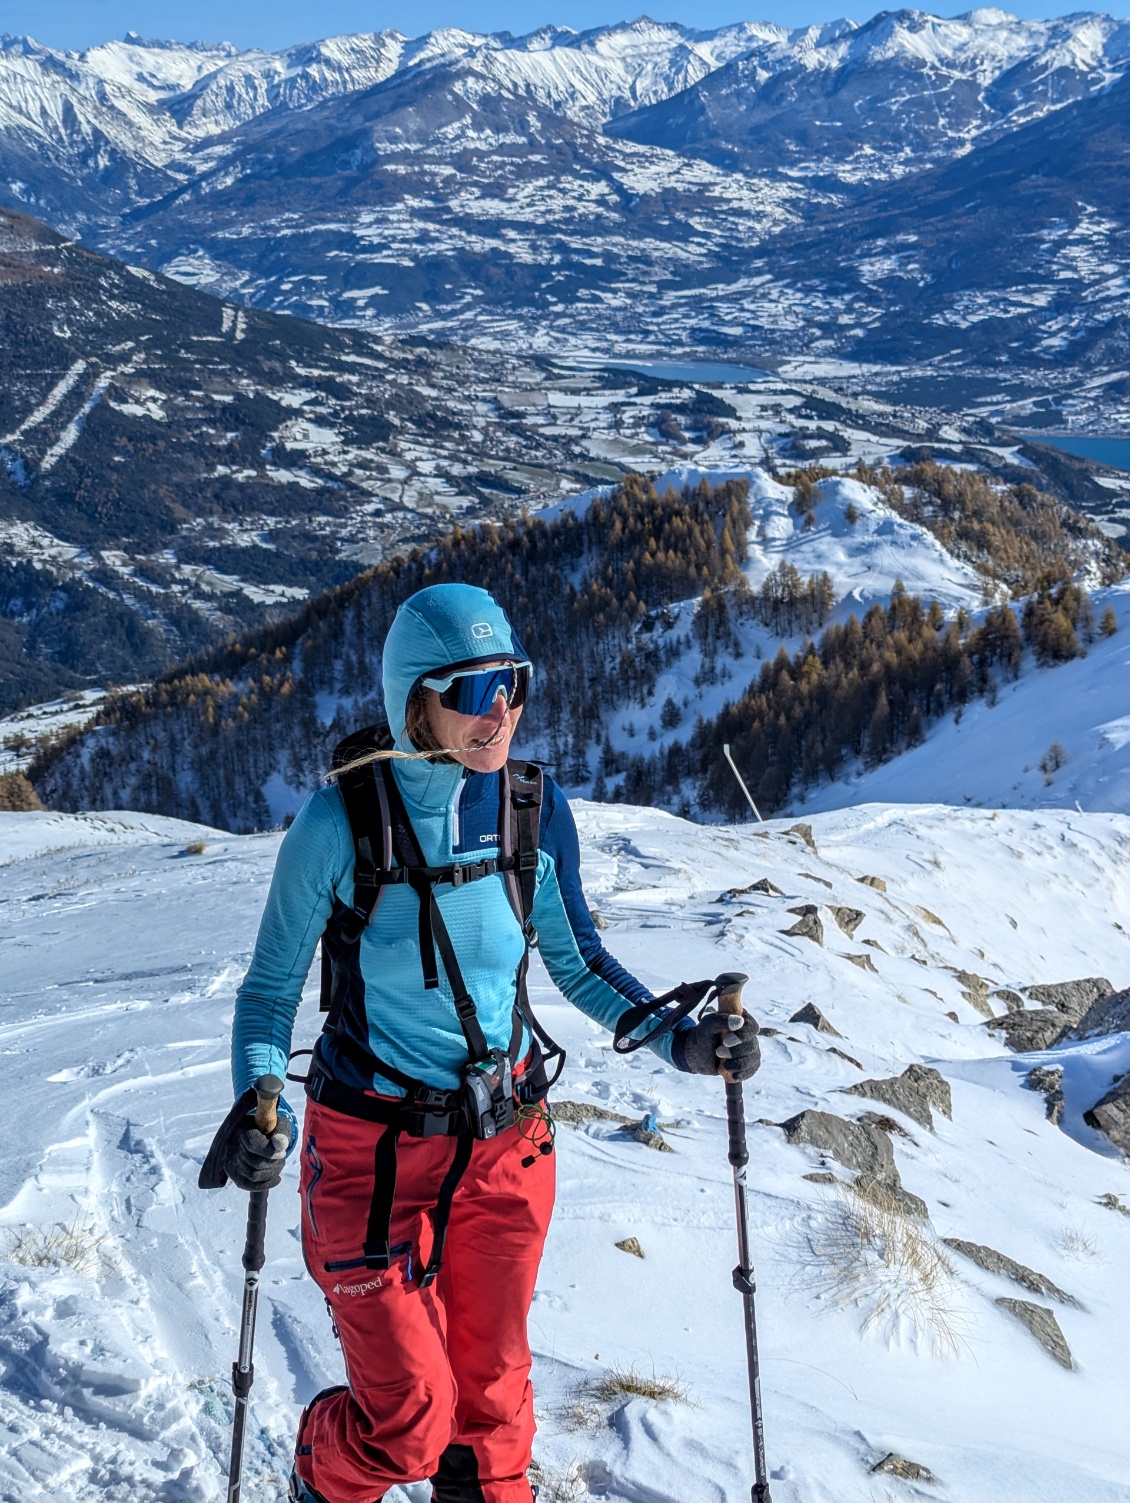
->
xmin=424 ymin=659 xmax=525 ymax=774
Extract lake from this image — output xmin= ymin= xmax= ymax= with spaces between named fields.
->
xmin=602 ymin=358 xmax=772 ymax=386
xmin=1023 ymin=434 xmax=1130 ymax=472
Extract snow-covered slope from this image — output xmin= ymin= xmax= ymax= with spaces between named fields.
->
xmin=2 ymin=801 xmax=1129 ymax=1501
xmin=803 ymin=579 xmax=1130 ymax=818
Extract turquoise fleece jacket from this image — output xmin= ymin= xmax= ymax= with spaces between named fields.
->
xmin=231 ymin=583 xmax=679 ymax=1098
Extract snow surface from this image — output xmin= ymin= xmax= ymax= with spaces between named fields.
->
xmin=2 ymin=802 xmax=1129 ymax=1501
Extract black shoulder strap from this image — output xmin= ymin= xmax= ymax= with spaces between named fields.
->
xmin=501 ymin=759 xmax=543 ymax=931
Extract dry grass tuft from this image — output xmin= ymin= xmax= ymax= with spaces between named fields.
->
xmin=1057 ymin=1224 xmax=1099 ymax=1260
xmin=528 ymin=1459 xmax=588 ymax=1501
xmin=588 ymin=1363 xmax=690 ymax=1406
xmin=557 ymin=1362 xmax=691 ymax=1434
xmin=805 ymin=1182 xmax=965 ymax=1356
xmin=6 ymin=1216 xmax=119 ymax=1278
xmin=183 ymin=840 xmax=208 ymax=856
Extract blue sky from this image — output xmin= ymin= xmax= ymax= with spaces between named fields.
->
xmin=14 ymin=2 xmax=1110 ymax=54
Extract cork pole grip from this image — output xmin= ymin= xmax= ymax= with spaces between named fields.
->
xmin=253 ymin=1073 xmax=284 ymax=1136
xmin=713 ymin=972 xmax=749 ymax=1084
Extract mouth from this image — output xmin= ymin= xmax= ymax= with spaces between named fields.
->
xmin=466 ymin=722 xmax=508 ymax=752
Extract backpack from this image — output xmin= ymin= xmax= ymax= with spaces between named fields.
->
xmin=314 ymin=723 xmax=564 ymax=1098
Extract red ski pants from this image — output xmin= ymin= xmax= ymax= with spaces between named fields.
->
xmin=294 ymin=1098 xmax=556 ymax=1503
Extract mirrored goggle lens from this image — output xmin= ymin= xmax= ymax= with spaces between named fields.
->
xmin=425 ymin=662 xmax=531 ymax=717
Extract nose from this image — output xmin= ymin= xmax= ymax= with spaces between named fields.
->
xmin=484 ymin=689 xmax=508 ymax=725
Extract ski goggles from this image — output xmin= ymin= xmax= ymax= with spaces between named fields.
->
xmin=420 ymin=660 xmax=532 ymax=717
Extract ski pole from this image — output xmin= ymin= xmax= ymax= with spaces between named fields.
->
xmin=715 ymin=971 xmax=772 ymax=1503
xmin=227 ymin=1072 xmax=283 ymax=1503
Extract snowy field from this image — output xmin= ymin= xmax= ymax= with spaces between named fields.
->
xmin=2 ymin=802 xmax=1130 ymax=1502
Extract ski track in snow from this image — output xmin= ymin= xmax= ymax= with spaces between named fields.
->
xmin=1 ymin=804 xmax=1130 ymax=1501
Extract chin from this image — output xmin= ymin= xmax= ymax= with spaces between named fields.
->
xmin=462 ymin=739 xmax=512 ymax=774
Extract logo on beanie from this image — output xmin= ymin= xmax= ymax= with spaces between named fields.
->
xmin=470 ymin=622 xmax=494 ymax=639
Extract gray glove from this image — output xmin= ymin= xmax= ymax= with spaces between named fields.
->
xmin=223 ymin=1115 xmax=293 ymax=1191
xmin=676 ymin=1010 xmax=761 ymax=1080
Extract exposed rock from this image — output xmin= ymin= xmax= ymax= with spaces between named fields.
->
xmin=785 ymin=822 xmax=817 ymax=852
xmin=615 ymin=1236 xmax=645 ymax=1258
xmin=853 ymin=1173 xmax=931 ymax=1220
xmin=552 ymin=1100 xmax=632 ymax=1125
xmin=842 ymin=1064 xmax=952 ymax=1131
xmin=778 ymin=1110 xmax=895 ymax=1179
xmin=856 ymin=874 xmax=887 ymax=892
xmin=916 ymin=906 xmax=948 ymax=931
xmin=949 ymin=968 xmax=993 ymax=1017
xmin=842 ymin=952 xmax=878 ymax=973
xmin=856 ymin=1111 xmax=915 ymax=1143
xmin=1023 ymin=977 xmax=1113 ymax=1021
xmin=589 ymin=908 xmax=609 ymax=930
xmin=1083 ymin=1074 xmax=1130 ymax=1157
xmin=995 ymin=1298 xmax=1074 ymax=1369
xmin=1098 ymin=1192 xmax=1130 ymax=1218
xmin=830 ymin=905 xmax=865 ymax=938
xmin=780 ymin=1110 xmax=929 ymax=1217
xmin=1026 ymin=1064 xmax=1065 ymax=1125
xmin=1071 ymin=986 xmax=1130 ymax=1040
xmin=827 ymin=1045 xmax=864 ymax=1069
xmin=991 ymin=988 xmax=1025 ymax=1011
xmin=802 ymin=1171 xmax=839 ymax=1184
xmin=719 ymin=876 xmax=784 ymax=901
xmin=870 ymin=1453 xmax=935 ymax=1483
xmin=623 ymin=1113 xmax=674 ymax=1152
xmin=862 ymin=938 xmax=887 ymax=952
xmin=782 ymin=904 xmax=823 ymax=945
xmin=985 ymin=1009 xmax=1066 ymax=1052
xmin=799 ymin=869 xmax=833 ymax=888
xmin=789 ymin=1002 xmax=841 ymax=1036
xmin=944 ymin=1239 xmax=1080 ymax=1306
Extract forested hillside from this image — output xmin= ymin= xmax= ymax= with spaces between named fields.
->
xmin=32 ymin=465 xmax=1125 ymax=830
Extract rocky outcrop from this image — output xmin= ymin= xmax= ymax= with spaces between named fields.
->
xmin=871 ymin=1453 xmax=935 ymax=1482
xmin=830 ymin=905 xmax=865 ymax=938
xmin=1071 ymin=986 xmax=1130 ymax=1040
xmin=785 ymin=822 xmax=817 ymax=852
xmin=983 ymin=978 xmax=1119 ymax=1052
xmin=949 ymin=968 xmax=993 ymax=1017
xmin=782 ymin=905 xmax=823 ymax=945
xmin=719 ymin=876 xmax=783 ymax=900
xmin=996 ymin=1298 xmax=1074 ymax=1369
xmin=789 ymin=1002 xmax=841 ymax=1036
xmin=991 ymin=988 xmax=1025 ymax=1011
xmin=842 ymin=1064 xmax=952 ymax=1131
xmin=985 ymin=1009 xmax=1067 ymax=1052
xmin=944 ymin=1239 xmax=1080 ymax=1306
xmin=1083 ymin=1075 xmax=1130 ymax=1157
xmin=843 ymin=952 xmax=878 ymax=973
xmin=781 ymin=1110 xmax=894 ymax=1178
xmin=1024 ymin=977 xmax=1112 ymax=1020
xmin=1026 ymin=1064 xmax=1065 ymax=1124
xmin=856 ymin=874 xmax=887 ymax=892
xmin=778 ymin=1109 xmax=929 ymax=1217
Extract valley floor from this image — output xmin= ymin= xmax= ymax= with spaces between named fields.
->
xmin=1 ymin=802 xmax=1129 ymax=1502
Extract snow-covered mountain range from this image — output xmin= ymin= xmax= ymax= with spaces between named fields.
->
xmin=2 ymin=13 xmax=1129 ymax=400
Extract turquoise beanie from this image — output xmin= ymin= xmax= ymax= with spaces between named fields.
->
xmin=382 ymin=583 xmax=526 ymax=750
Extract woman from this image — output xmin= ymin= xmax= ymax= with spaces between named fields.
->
xmin=218 ymin=583 xmax=760 ymax=1503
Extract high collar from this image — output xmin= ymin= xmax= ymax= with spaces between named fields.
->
xmin=391 ymin=754 xmax=466 ymax=814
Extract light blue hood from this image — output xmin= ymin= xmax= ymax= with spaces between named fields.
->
xmin=382 ymin=583 xmax=525 ymax=754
